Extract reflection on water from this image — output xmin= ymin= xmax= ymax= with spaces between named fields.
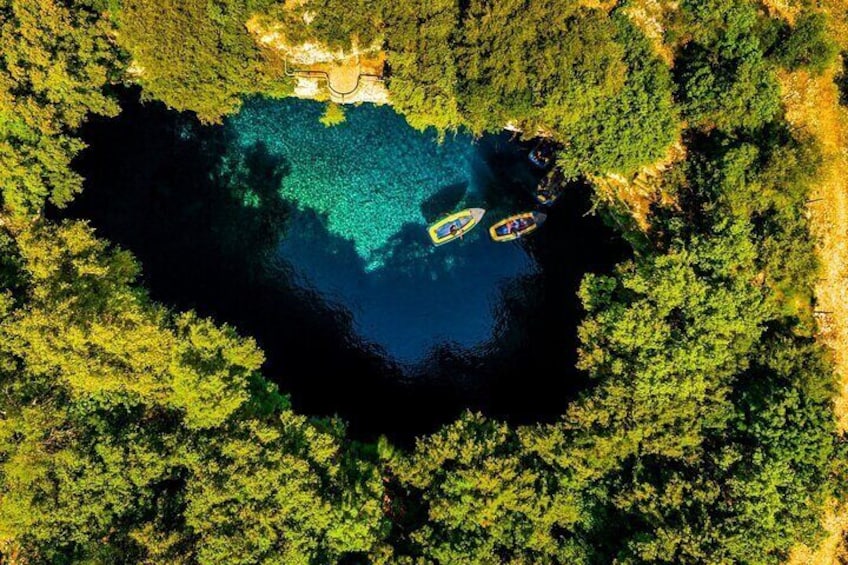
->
xmin=65 ymin=88 xmax=627 ymax=442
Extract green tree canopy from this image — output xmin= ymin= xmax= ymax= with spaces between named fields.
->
xmin=117 ymin=0 xmax=291 ymax=123
xmin=675 ymin=0 xmax=781 ymax=132
xmin=0 ymin=223 xmax=387 ymax=563
xmin=0 ymin=0 xmax=120 ymax=214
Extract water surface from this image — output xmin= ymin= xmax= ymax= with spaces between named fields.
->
xmin=229 ymin=99 xmax=536 ymax=361
xmin=67 ymin=89 xmax=627 ymax=441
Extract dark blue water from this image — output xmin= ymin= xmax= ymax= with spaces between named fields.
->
xmin=66 ymin=88 xmax=627 ymax=441
xmin=229 ymin=99 xmax=535 ymax=362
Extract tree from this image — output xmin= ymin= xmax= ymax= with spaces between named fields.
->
xmin=392 ymin=412 xmax=592 ymax=564
xmin=457 ymin=0 xmax=677 ymax=177
xmin=0 ymin=2 xmax=843 ymax=563
xmin=116 ymin=0 xmax=291 ymax=123
xmin=184 ymin=416 xmax=385 ymax=565
xmin=319 ymin=102 xmax=347 ymax=127
xmin=0 ymin=222 xmax=387 ymax=562
xmin=555 ymin=15 xmax=679 ymax=178
xmin=676 ymin=0 xmax=781 ymax=131
xmin=774 ymin=12 xmax=838 ymax=75
xmin=0 ymin=0 xmax=121 ymax=213
xmin=576 ymin=220 xmax=768 ymax=458
xmin=383 ymin=0 xmax=464 ymax=133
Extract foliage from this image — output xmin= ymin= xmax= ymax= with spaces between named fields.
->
xmin=555 ymin=14 xmax=679 ymax=178
xmin=775 ymin=12 xmax=839 ymax=75
xmin=559 ymin=108 xmax=833 ymax=561
xmin=390 ymin=412 xmax=593 ymax=564
xmin=298 ymin=0 xmax=384 ymax=51
xmin=675 ymin=0 xmax=781 ymax=132
xmin=458 ymin=1 xmax=626 ymax=135
xmin=456 ymin=1 xmax=678 ymax=177
xmin=116 ymin=0 xmax=291 ymax=123
xmin=0 ymin=0 xmax=120 ymax=214
xmin=0 ymin=222 xmax=386 ymax=563
xmin=577 ymin=219 xmax=768 ymax=456
xmin=383 ymin=0 xmax=464 ymax=133
xmin=319 ymin=102 xmax=346 ymax=127
xmin=0 ymin=1 xmax=843 ymax=563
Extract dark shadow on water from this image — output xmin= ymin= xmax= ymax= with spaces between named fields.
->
xmin=410 ymin=181 xmax=623 ymax=422
xmin=419 ymin=181 xmax=468 ymax=223
xmin=60 ymin=88 xmax=628 ymax=444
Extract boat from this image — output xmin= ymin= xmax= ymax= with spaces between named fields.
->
xmin=528 ymin=141 xmax=555 ymax=169
xmin=489 ymin=212 xmax=547 ymax=242
xmin=428 ymin=208 xmax=486 ymax=246
xmin=535 ymin=169 xmax=565 ymax=206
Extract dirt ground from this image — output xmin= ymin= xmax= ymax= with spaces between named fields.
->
xmin=780 ymin=61 xmax=848 ymax=565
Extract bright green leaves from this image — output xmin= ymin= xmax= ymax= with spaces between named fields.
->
xmin=298 ymin=0 xmax=385 ymax=51
xmin=555 ymin=15 xmax=678 ymax=179
xmin=0 ymin=0 xmax=120 ymax=214
xmin=185 ymin=416 xmax=385 ymax=565
xmin=678 ymin=40 xmax=781 ymax=132
xmin=383 ymin=0 xmax=465 ymax=134
xmin=0 ymin=222 xmax=388 ymax=562
xmin=318 ymin=102 xmax=347 ymax=127
xmin=117 ymin=0 xmax=290 ymax=124
xmin=393 ymin=412 xmax=589 ymax=564
xmin=459 ymin=0 xmax=626 ymax=135
xmin=455 ymin=1 xmax=678 ymax=178
xmin=774 ymin=12 xmax=838 ymax=75
xmin=15 ymin=220 xmax=139 ymax=305
xmin=0 ymin=0 xmax=119 ymax=130
xmin=0 ymin=124 xmax=86 ymax=212
xmin=0 ymin=2 xmax=842 ymax=563
xmin=562 ymin=40 xmax=837 ymax=555
xmin=579 ymin=222 xmax=766 ymax=388
xmin=170 ymin=313 xmax=263 ymax=429
xmin=7 ymin=222 xmax=168 ymax=404
xmin=603 ymin=333 xmax=837 ymax=564
xmin=381 ymin=0 xmax=678 ymax=177
xmin=6 ymin=222 xmax=264 ymax=427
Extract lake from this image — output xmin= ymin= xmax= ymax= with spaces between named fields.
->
xmin=65 ymin=88 xmax=627 ymax=441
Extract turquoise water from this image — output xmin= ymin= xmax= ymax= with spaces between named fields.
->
xmin=231 ymin=100 xmax=480 ymax=270
xmin=225 ymin=98 xmax=538 ymax=361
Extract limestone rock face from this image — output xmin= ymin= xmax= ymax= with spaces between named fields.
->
xmin=246 ymin=15 xmax=389 ymax=105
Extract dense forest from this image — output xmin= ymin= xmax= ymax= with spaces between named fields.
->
xmin=1 ymin=0 xmax=847 ymax=563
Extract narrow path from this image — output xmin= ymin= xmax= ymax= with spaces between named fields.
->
xmin=780 ymin=68 xmax=848 ymax=433
xmin=285 ymin=54 xmax=385 ymax=102
xmin=780 ymin=65 xmax=848 ymax=565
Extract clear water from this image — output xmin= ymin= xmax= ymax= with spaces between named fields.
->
xmin=226 ymin=98 xmax=535 ymax=362
xmin=66 ymin=89 xmax=626 ymax=440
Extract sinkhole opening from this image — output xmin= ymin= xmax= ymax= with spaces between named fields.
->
xmin=62 ymin=87 xmax=628 ymax=442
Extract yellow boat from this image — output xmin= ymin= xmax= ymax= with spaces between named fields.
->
xmin=428 ymin=208 xmax=486 ymax=246
xmin=489 ymin=212 xmax=547 ymax=242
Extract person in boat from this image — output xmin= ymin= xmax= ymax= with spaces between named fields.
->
xmin=533 ymin=150 xmax=546 ymax=166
